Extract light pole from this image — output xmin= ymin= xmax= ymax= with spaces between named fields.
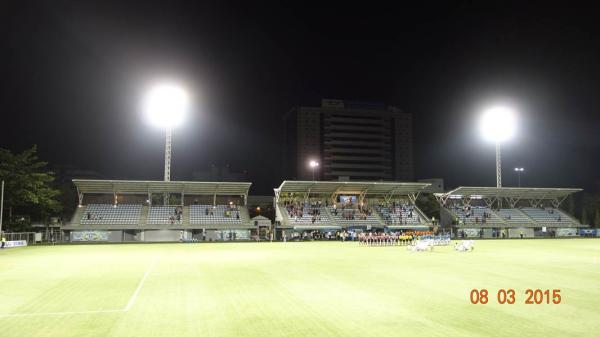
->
xmin=514 ymin=167 xmax=524 ymax=187
xmin=144 ymin=83 xmax=189 ymax=204
xmin=143 ymin=83 xmax=189 ymax=182
xmin=309 ymin=160 xmax=319 ymax=181
xmin=479 ymin=106 xmax=516 ymax=188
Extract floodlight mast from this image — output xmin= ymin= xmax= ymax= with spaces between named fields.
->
xmin=164 ymin=127 xmax=172 ymax=182
xmin=496 ymin=142 xmax=502 ymax=188
xmin=514 ymin=167 xmax=524 ymax=187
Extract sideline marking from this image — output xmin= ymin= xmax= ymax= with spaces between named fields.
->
xmin=0 ymin=259 xmax=157 ymax=318
xmin=124 ymin=259 xmax=156 ymax=311
xmin=0 ymin=309 xmax=123 ymax=318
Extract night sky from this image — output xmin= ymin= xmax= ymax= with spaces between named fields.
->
xmin=1 ymin=2 xmax=599 ymax=195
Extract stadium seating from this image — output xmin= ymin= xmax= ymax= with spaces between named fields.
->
xmin=376 ymin=204 xmax=421 ymax=226
xmin=329 ymin=206 xmax=380 ymax=226
xmin=451 ymin=206 xmax=504 ymax=226
xmin=521 ymin=208 xmax=578 ymax=227
xmin=147 ymin=206 xmax=183 ymax=225
xmin=498 ymin=209 xmax=534 ymax=226
xmin=286 ymin=205 xmax=331 ymax=224
xmin=81 ymin=204 xmax=142 ymax=225
xmin=189 ymin=205 xmax=242 ymax=225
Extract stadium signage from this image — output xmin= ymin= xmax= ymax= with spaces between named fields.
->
xmin=4 ymin=240 xmax=28 ymax=248
xmin=71 ymin=230 xmax=110 ymax=242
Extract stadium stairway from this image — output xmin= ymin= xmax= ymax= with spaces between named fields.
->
xmin=413 ymin=206 xmax=430 ymax=225
xmin=139 ymin=205 xmax=149 ymax=225
xmin=370 ymin=209 xmax=386 ymax=226
xmin=515 ymin=208 xmax=537 ymax=226
xmin=441 ymin=207 xmax=458 ymax=224
xmin=277 ymin=204 xmax=291 ymax=227
xmin=556 ymin=208 xmax=581 ymax=226
xmin=182 ymin=206 xmax=190 ymax=226
xmin=238 ymin=206 xmax=251 ymax=225
xmin=487 ymin=209 xmax=510 ymax=226
xmin=323 ymin=207 xmax=341 ymax=227
xmin=70 ymin=205 xmax=87 ymax=225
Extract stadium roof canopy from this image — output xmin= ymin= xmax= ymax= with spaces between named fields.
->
xmin=434 ymin=186 xmax=582 ymax=207
xmin=274 ymin=180 xmax=430 ymax=202
xmin=73 ymin=179 xmax=251 ymax=196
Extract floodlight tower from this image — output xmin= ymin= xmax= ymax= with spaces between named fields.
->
xmin=143 ymin=83 xmax=189 ymax=182
xmin=479 ymin=106 xmax=516 ymax=188
xmin=514 ymin=167 xmax=524 ymax=187
xmin=309 ymin=160 xmax=319 ymax=181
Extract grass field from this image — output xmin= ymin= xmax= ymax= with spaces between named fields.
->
xmin=1 ymin=239 xmax=599 ymax=337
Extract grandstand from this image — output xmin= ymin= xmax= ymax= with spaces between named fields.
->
xmin=189 ymin=204 xmax=242 ymax=225
xmin=81 ymin=204 xmax=142 ymax=225
xmin=434 ymin=186 xmax=584 ymax=238
xmin=62 ymin=179 xmax=254 ymax=242
xmin=274 ymin=180 xmax=432 ymax=238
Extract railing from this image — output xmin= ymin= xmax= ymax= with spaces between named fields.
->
xmin=2 ymin=232 xmax=38 ymax=244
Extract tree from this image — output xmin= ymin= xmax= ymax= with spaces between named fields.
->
xmin=594 ymin=209 xmax=600 ymax=228
xmin=416 ymin=194 xmax=440 ymax=220
xmin=562 ymin=194 xmax=576 ymax=215
xmin=580 ymin=192 xmax=600 ymax=227
xmin=0 ymin=146 xmax=62 ymax=230
xmin=581 ymin=209 xmax=589 ymax=226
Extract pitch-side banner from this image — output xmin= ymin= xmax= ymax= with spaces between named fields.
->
xmin=4 ymin=240 xmax=28 ymax=248
xmin=71 ymin=231 xmax=109 ymax=242
xmin=556 ymin=228 xmax=578 ymax=237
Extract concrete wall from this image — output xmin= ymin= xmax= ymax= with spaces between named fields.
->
xmin=108 ymin=230 xmax=123 ymax=243
xmin=482 ymin=228 xmax=495 ymax=238
xmin=144 ymin=229 xmax=182 ymax=242
xmin=508 ymin=227 xmax=534 ymax=238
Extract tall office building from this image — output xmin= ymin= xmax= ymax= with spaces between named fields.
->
xmin=282 ymin=99 xmax=413 ymax=181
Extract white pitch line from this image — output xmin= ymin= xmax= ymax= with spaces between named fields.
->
xmin=0 ymin=259 xmax=157 ymax=318
xmin=0 ymin=309 xmax=123 ymax=318
xmin=124 ymin=259 xmax=157 ymax=311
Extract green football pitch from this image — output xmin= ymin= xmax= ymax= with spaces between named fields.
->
xmin=1 ymin=240 xmax=599 ymax=337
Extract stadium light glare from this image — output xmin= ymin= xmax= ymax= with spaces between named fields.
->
xmin=143 ymin=83 xmax=189 ymax=129
xmin=514 ymin=167 xmax=525 ymax=187
xmin=479 ymin=105 xmax=517 ymax=188
xmin=479 ymin=106 xmax=516 ymax=143
xmin=142 ymin=82 xmax=190 ymax=185
xmin=309 ymin=160 xmax=319 ymax=181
